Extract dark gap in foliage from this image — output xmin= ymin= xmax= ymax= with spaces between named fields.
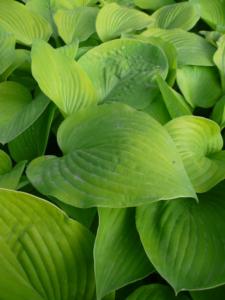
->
xmin=45 ymin=132 xmax=62 ymax=156
xmin=193 ymin=106 xmax=213 ymax=118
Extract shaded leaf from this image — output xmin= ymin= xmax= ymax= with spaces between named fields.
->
xmin=134 ymin=0 xmax=174 ymax=10
xmin=0 ymin=27 xmax=15 ymax=75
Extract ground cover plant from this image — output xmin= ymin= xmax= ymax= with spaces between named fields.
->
xmin=1 ymin=0 xmax=225 ymax=299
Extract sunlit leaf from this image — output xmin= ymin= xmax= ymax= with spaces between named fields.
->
xmin=96 ymin=3 xmax=151 ymax=42
xmin=31 ymin=40 xmax=97 ymax=115
xmin=27 ymin=103 xmax=196 ymax=208
xmin=134 ymin=0 xmax=174 ymax=10
xmin=165 ymin=116 xmax=225 ymax=193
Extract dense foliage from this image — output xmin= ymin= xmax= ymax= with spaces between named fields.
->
xmin=0 ymin=0 xmax=225 ymax=299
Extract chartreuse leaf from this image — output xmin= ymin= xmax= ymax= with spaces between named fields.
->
xmin=57 ymin=40 xmax=79 ymax=59
xmin=31 ymin=40 xmax=97 ymax=115
xmin=165 ymin=116 xmax=225 ymax=193
xmin=142 ymin=28 xmax=215 ymax=66
xmin=0 ymin=150 xmax=12 ymax=175
xmin=134 ymin=0 xmax=174 ymax=10
xmin=0 ymin=27 xmax=15 ymax=75
xmin=0 ymin=0 xmax=52 ymax=45
xmin=0 ymin=189 xmax=95 ymax=300
xmin=156 ymin=74 xmax=192 ymax=118
xmin=78 ymin=39 xmax=169 ymax=109
xmin=200 ymin=30 xmax=222 ymax=47
xmin=94 ymin=208 xmax=153 ymax=299
xmin=150 ymin=2 xmax=200 ymax=30
xmin=0 ymin=82 xmax=49 ymax=144
xmin=191 ymin=285 xmax=225 ymax=300
xmin=190 ymin=0 xmax=225 ymax=31
xmin=126 ymin=284 xmax=189 ymax=300
xmin=54 ymin=0 xmax=97 ymax=9
xmin=27 ymin=103 xmax=196 ymax=208
xmin=96 ymin=3 xmax=151 ymax=42
xmin=212 ymin=95 xmax=225 ymax=129
xmin=54 ymin=7 xmax=98 ymax=44
xmin=8 ymin=104 xmax=55 ymax=162
xmin=214 ymin=35 xmax=225 ymax=91
xmin=176 ymin=66 xmax=222 ymax=108
xmin=136 ymin=181 xmax=225 ymax=293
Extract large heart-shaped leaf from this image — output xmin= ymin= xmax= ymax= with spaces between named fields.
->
xmin=176 ymin=66 xmax=222 ymax=108
xmin=0 ymin=188 xmax=95 ymax=300
xmin=165 ymin=116 xmax=225 ymax=193
xmin=0 ymin=82 xmax=49 ymax=144
xmin=94 ymin=208 xmax=153 ymax=299
xmin=126 ymin=284 xmax=189 ymax=300
xmin=78 ymin=38 xmax=169 ymax=109
xmin=136 ymin=181 xmax=225 ymax=292
xmin=0 ymin=27 xmax=15 ymax=75
xmin=150 ymin=2 xmax=200 ymax=30
xmin=190 ymin=0 xmax=225 ymax=31
xmin=31 ymin=40 xmax=98 ymax=115
xmin=96 ymin=3 xmax=151 ymax=42
xmin=0 ymin=0 xmax=52 ymax=45
xmin=142 ymin=28 xmax=215 ymax=66
xmin=54 ymin=7 xmax=98 ymax=44
xmin=27 ymin=103 xmax=196 ymax=208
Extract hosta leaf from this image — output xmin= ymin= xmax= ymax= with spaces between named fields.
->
xmin=156 ymin=74 xmax=192 ymax=118
xmin=191 ymin=285 xmax=225 ymax=300
xmin=94 ymin=208 xmax=153 ymax=299
xmin=27 ymin=103 xmax=196 ymax=208
xmin=142 ymin=28 xmax=215 ymax=66
xmin=8 ymin=104 xmax=55 ymax=162
xmin=78 ymin=39 xmax=169 ymax=109
xmin=31 ymin=40 xmax=97 ymax=115
xmin=96 ymin=3 xmax=151 ymax=42
xmin=0 ymin=189 xmax=95 ymax=300
xmin=0 ymin=161 xmax=26 ymax=190
xmin=0 ymin=82 xmax=49 ymax=144
xmin=134 ymin=0 xmax=174 ymax=10
xmin=0 ymin=27 xmax=15 ymax=75
xmin=0 ymin=0 xmax=52 ymax=45
xmin=211 ymin=95 xmax=225 ymax=129
xmin=126 ymin=284 xmax=189 ymax=300
xmin=176 ymin=66 xmax=222 ymax=108
xmin=165 ymin=116 xmax=225 ymax=193
xmin=0 ymin=150 xmax=12 ymax=175
xmin=150 ymin=2 xmax=200 ymax=30
xmin=136 ymin=181 xmax=225 ymax=292
xmin=214 ymin=34 xmax=225 ymax=91
xmin=54 ymin=7 xmax=98 ymax=44
xmin=57 ymin=40 xmax=79 ymax=59
xmin=190 ymin=0 xmax=225 ymax=31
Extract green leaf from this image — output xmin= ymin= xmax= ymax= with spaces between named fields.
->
xmin=190 ymin=0 xmax=225 ymax=31
xmin=126 ymin=284 xmax=189 ymax=300
xmin=134 ymin=0 xmax=174 ymax=10
xmin=31 ymin=40 xmax=98 ymax=115
xmin=176 ymin=66 xmax=222 ymax=108
xmin=0 ymin=188 xmax=95 ymax=300
xmin=54 ymin=7 xmax=98 ymax=44
xmin=96 ymin=3 xmax=151 ymax=42
xmin=27 ymin=103 xmax=196 ymax=208
xmin=0 ymin=82 xmax=49 ymax=144
xmin=0 ymin=27 xmax=15 ymax=75
xmin=136 ymin=181 xmax=225 ymax=293
xmin=142 ymin=28 xmax=215 ymax=66
xmin=56 ymin=40 xmax=79 ymax=59
xmin=0 ymin=150 xmax=12 ymax=175
xmin=191 ymin=285 xmax=225 ymax=300
xmin=8 ymin=104 xmax=55 ymax=162
xmin=214 ymin=34 xmax=225 ymax=92
xmin=165 ymin=116 xmax=225 ymax=193
xmin=94 ymin=208 xmax=153 ymax=299
xmin=211 ymin=95 xmax=225 ymax=129
xmin=156 ymin=74 xmax=192 ymax=118
xmin=150 ymin=2 xmax=200 ymax=30
xmin=78 ymin=38 xmax=169 ymax=109
xmin=0 ymin=161 xmax=26 ymax=190
xmin=0 ymin=0 xmax=52 ymax=45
